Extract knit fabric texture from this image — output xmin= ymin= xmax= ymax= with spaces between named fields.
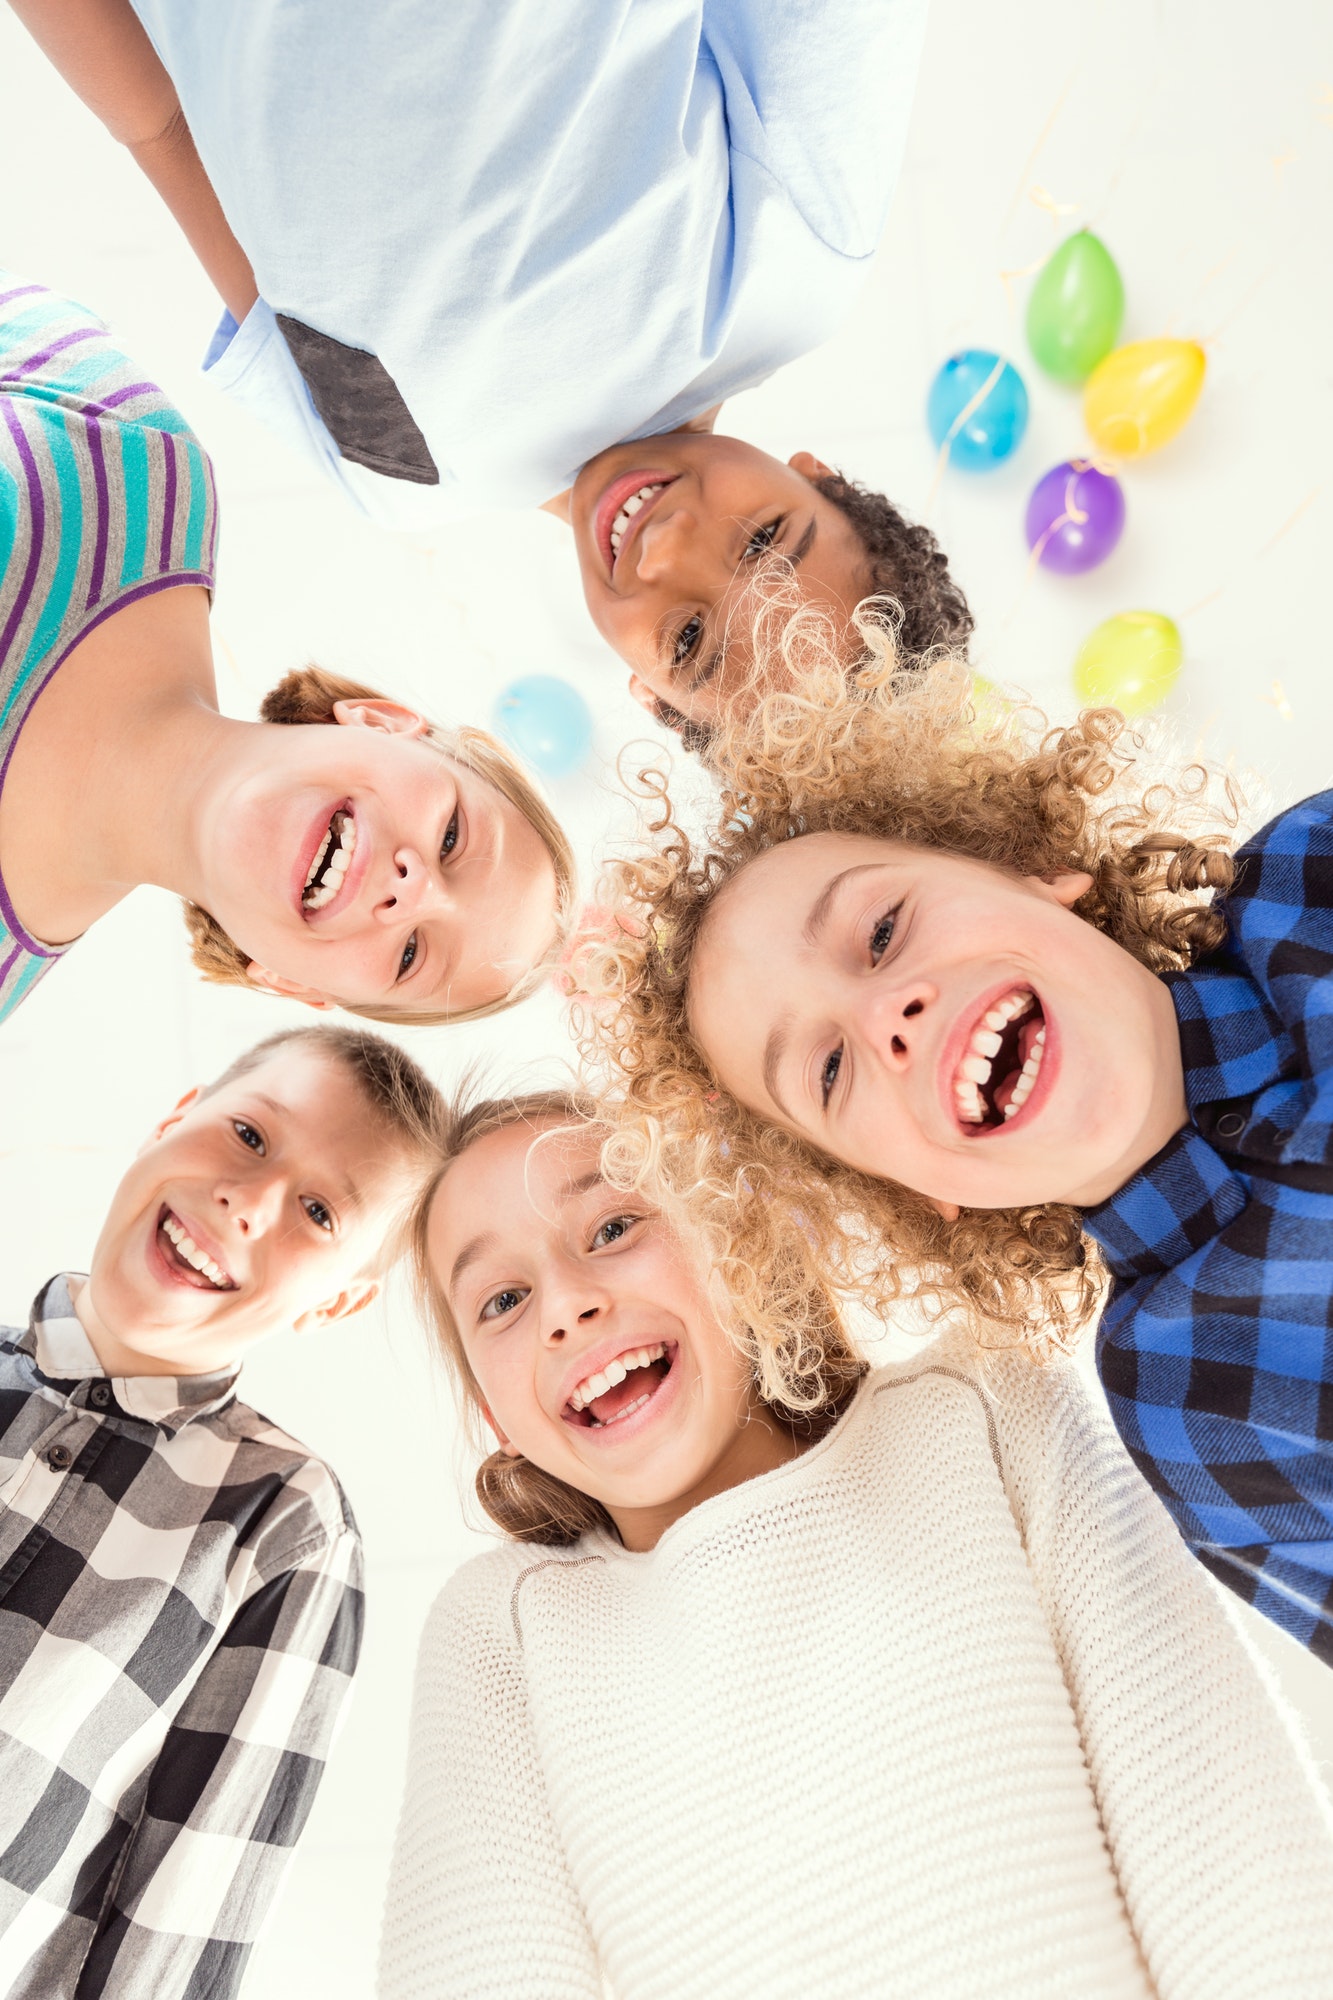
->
xmin=379 ymin=1338 xmax=1333 ymax=1999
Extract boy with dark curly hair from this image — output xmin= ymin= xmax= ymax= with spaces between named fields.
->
xmin=582 ymin=647 xmax=1333 ymax=1664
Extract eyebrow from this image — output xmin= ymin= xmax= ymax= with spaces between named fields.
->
xmin=802 ymin=863 xmax=882 ymax=948
xmin=762 ymin=1014 xmax=794 ymax=1122
xmin=449 ymin=1230 xmax=497 ymax=1294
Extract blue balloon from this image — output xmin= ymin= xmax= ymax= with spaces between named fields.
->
xmin=926 ymin=349 xmax=1029 ymax=471
xmin=493 ymin=674 xmax=592 ymax=778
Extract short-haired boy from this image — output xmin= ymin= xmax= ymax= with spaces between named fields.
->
xmin=0 ymin=1026 xmax=444 ymax=1997
xmin=592 ymin=662 xmax=1333 ymax=1663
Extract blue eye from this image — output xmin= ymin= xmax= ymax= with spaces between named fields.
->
xmin=441 ymin=810 xmax=459 ymax=858
xmin=744 ymin=518 xmax=782 ymax=559
xmin=674 ymin=615 xmax=703 ymax=665
xmin=233 ymin=1121 xmax=264 ymax=1153
xmin=303 ymin=1197 xmax=333 ymax=1233
xmin=820 ymin=1047 xmax=843 ymax=1106
xmin=397 ymin=933 xmax=419 ymax=980
xmin=870 ymin=911 xmax=896 ymax=962
xmin=592 ymin=1214 xmax=638 ymax=1249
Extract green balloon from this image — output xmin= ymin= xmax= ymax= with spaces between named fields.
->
xmin=1026 ymin=230 xmax=1125 ymax=385
xmin=1073 ymin=611 xmax=1183 ymax=717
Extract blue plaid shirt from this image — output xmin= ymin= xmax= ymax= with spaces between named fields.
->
xmin=1084 ymin=787 xmax=1333 ymax=1664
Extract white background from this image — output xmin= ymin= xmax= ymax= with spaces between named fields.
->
xmin=1 ymin=0 xmax=1331 ymax=1992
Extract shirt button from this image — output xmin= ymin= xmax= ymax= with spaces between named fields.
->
xmin=89 ymin=1383 xmax=111 ymax=1410
xmin=1216 ymin=1111 xmax=1246 ymax=1139
xmin=47 ymin=1444 xmax=74 ymax=1471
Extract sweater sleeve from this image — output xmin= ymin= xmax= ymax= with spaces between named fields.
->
xmin=994 ymin=1348 xmax=1333 ymax=2000
xmin=377 ymin=1556 xmax=602 ymax=2000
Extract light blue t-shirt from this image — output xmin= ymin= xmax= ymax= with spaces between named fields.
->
xmin=131 ymin=0 xmax=928 ymax=524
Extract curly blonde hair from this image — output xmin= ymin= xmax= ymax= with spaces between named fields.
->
xmin=577 ymin=608 xmax=1243 ymax=1358
xmin=409 ymin=1087 xmax=866 ymax=1545
xmin=184 ymin=666 xmax=577 ymax=1026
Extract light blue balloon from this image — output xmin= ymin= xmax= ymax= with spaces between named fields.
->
xmin=926 ymin=349 xmax=1029 ymax=471
xmin=493 ymin=674 xmax=592 ymax=778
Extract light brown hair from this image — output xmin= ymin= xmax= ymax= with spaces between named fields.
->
xmin=183 ymin=665 xmax=577 ymax=1025
xmin=576 ymin=616 xmax=1241 ymax=1358
xmin=409 ymin=1088 xmax=865 ymax=1545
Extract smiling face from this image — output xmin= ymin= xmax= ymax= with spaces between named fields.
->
xmin=77 ymin=1049 xmax=417 ymax=1376
xmin=196 ymin=702 xmax=558 ymax=1014
xmin=567 ymin=434 xmax=871 ymax=728
xmin=430 ymin=1119 xmax=799 ymax=1550
xmin=688 ymin=832 xmax=1188 ymax=1213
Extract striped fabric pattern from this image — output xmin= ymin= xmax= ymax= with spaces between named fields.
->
xmin=0 ymin=276 xmax=218 ymax=1026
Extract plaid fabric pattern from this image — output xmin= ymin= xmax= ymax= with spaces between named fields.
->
xmin=1085 ymin=788 xmax=1333 ymax=1663
xmin=0 ymin=1277 xmax=363 ymax=1998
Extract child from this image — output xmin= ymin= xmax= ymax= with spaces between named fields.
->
xmin=0 ymin=1023 xmax=445 ymax=1999
xmin=583 ymin=647 xmax=1333 ymax=1662
xmin=11 ymin=1 xmax=972 ymax=749
xmin=0 ymin=278 xmax=573 ymax=1028
xmin=378 ymin=1089 xmax=1333 ymax=1999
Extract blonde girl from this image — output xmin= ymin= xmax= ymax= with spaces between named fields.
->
xmin=378 ymin=1089 xmax=1333 ymax=2000
xmin=0 ymin=277 xmax=572 ymax=1028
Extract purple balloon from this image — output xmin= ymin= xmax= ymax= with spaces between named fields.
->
xmin=1024 ymin=459 xmax=1125 ymax=574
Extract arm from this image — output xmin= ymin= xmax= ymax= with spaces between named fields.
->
xmin=7 ymin=0 xmax=257 ymax=321
xmin=997 ymin=1350 xmax=1333 ymax=2000
xmin=378 ymin=1561 xmax=602 ymax=2000
xmin=72 ymin=1523 xmax=363 ymax=1999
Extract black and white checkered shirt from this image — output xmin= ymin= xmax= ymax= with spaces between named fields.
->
xmin=0 ymin=1277 xmax=364 ymax=1998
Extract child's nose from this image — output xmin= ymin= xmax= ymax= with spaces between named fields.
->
xmin=861 ymin=982 xmax=934 ymax=1067
xmin=216 ymin=1174 xmax=284 ymax=1236
xmin=374 ymin=848 xmax=445 ymax=923
xmin=630 ymin=500 xmax=696 ymax=586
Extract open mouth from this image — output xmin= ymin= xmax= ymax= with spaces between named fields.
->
xmin=156 ymin=1207 xmax=237 ymax=1291
xmin=952 ymin=987 xmax=1047 ymax=1132
xmin=562 ymin=1341 xmax=676 ymax=1430
xmin=594 ymin=470 xmax=676 ymax=576
xmin=302 ymin=808 xmax=356 ymax=912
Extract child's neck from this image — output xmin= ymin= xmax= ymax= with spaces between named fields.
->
xmin=606 ymin=1398 xmax=807 ymax=1553
xmin=0 ymin=588 xmax=243 ymax=943
xmin=70 ymin=1276 xmax=224 ymax=1380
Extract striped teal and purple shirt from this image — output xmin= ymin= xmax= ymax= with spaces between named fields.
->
xmin=0 ymin=276 xmax=218 ymax=1025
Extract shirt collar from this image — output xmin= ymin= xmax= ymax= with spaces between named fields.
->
xmin=28 ymin=1274 xmax=241 ymax=1430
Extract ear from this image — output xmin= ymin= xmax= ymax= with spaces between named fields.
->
xmin=626 ymin=672 xmax=662 ymax=716
xmin=140 ymin=1084 xmax=203 ymax=1153
xmin=1026 ymin=869 xmax=1095 ymax=909
xmin=481 ymin=1403 xmax=522 ymax=1458
xmin=927 ymin=1195 xmax=961 ymax=1223
xmin=292 ymin=1278 xmax=380 ymax=1335
xmin=677 ymin=403 xmax=722 ymax=435
xmin=243 ymin=961 xmax=338 ymax=1011
xmin=540 ymin=487 xmax=572 ymax=523
xmin=788 ymin=451 xmax=836 ymax=482
xmin=330 ymin=696 xmax=430 ymax=739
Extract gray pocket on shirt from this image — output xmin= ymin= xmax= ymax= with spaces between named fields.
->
xmin=275 ymin=316 xmax=439 ymax=484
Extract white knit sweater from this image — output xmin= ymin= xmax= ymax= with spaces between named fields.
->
xmin=379 ymin=1339 xmax=1333 ymax=1999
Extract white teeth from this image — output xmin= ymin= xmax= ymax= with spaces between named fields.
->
xmin=951 ymin=988 xmax=1043 ymax=1127
xmin=162 ymin=1215 xmax=231 ymax=1289
xmin=302 ymin=811 xmax=357 ymax=909
xmin=568 ymin=1342 xmax=666 ymax=1413
xmin=607 ymin=484 xmax=665 ymax=559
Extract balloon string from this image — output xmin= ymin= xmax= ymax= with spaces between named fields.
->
xmin=921 ymin=355 xmax=1008 ymax=516
xmin=1001 ymin=72 xmax=1078 ymax=236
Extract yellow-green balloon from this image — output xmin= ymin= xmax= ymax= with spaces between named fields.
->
xmin=1026 ymin=231 xmax=1125 ymax=385
xmin=1073 ymin=611 xmax=1183 ymax=716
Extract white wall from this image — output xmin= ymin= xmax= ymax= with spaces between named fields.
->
xmin=0 ymin=1 xmax=1330 ymax=1992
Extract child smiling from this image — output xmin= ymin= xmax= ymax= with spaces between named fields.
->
xmin=378 ymin=1088 xmax=1333 ymax=1999
xmin=0 ymin=1024 xmax=445 ymax=1998
xmin=0 ymin=277 xmax=573 ymax=1027
xmin=585 ymin=645 xmax=1333 ymax=1661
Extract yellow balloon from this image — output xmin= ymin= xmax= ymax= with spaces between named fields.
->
xmin=1083 ymin=339 xmax=1205 ymax=458
xmin=1073 ymin=611 xmax=1183 ymax=717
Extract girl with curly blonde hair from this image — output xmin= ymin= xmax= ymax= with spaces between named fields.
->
xmin=378 ymin=1079 xmax=1333 ymax=2000
xmin=581 ymin=613 xmax=1333 ymax=1668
